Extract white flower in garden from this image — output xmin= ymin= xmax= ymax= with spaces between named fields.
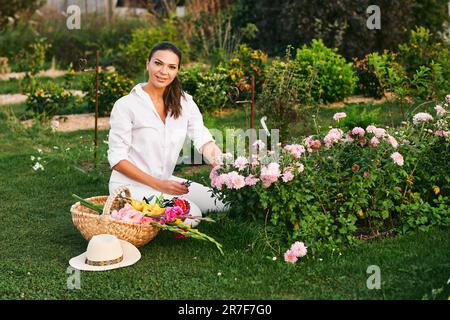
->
xmin=31 ymin=156 xmax=35 ymax=161
xmin=413 ymin=112 xmax=433 ymax=125
xmin=32 ymin=162 xmax=44 ymax=171
xmin=234 ymin=156 xmax=248 ymax=171
xmin=390 ymin=152 xmax=404 ymax=166
xmin=37 ymin=149 xmax=42 ymax=154
xmin=333 ymin=112 xmax=347 ymax=121
xmin=434 ymin=105 xmax=447 ymax=117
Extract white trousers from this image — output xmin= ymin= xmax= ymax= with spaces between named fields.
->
xmin=109 ymin=175 xmax=226 ymax=227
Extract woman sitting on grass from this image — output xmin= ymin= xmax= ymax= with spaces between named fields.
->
xmin=107 ymin=41 xmax=225 ymax=227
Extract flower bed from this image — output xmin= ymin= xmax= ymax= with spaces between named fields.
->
xmin=210 ymin=95 xmax=450 ymax=253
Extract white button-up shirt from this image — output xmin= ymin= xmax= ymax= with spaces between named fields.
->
xmin=107 ymin=83 xmax=214 ymax=188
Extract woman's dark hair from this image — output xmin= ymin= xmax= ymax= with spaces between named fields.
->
xmin=148 ymin=42 xmax=185 ymax=119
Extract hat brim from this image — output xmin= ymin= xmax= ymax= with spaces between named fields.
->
xmin=69 ymin=239 xmax=141 ymax=272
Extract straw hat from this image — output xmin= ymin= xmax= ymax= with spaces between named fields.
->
xmin=69 ymin=234 xmax=141 ymax=271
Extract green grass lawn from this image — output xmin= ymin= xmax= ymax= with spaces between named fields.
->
xmin=0 ymin=117 xmax=449 ymax=300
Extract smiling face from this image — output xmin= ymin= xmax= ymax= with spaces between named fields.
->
xmin=146 ymin=49 xmax=180 ymax=90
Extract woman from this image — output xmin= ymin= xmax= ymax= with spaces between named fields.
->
xmin=107 ymin=42 xmax=225 ymax=227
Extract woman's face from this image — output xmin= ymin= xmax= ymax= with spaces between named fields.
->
xmin=147 ymin=49 xmax=180 ymax=89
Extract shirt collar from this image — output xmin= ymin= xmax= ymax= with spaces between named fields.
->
xmin=130 ymin=82 xmax=148 ymax=98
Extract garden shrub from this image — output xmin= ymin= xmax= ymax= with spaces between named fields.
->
xmin=210 ymin=95 xmax=450 ymax=253
xmin=178 ymin=64 xmax=230 ymax=113
xmin=221 ymin=43 xmax=267 ymax=100
xmin=397 ymin=27 xmax=450 ymax=100
xmin=353 ymin=51 xmax=405 ymax=98
xmin=115 ymin=17 xmax=189 ymax=77
xmin=26 ymin=82 xmax=78 ymax=120
xmin=256 ymin=55 xmax=315 ymax=141
xmin=293 ymin=39 xmax=358 ymax=103
xmin=398 ymin=27 xmax=450 ymax=77
xmin=83 ymin=70 xmax=135 ymax=116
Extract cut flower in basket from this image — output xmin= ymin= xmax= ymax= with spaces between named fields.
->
xmin=72 ymin=193 xmax=223 ymax=255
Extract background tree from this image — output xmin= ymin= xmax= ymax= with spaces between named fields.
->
xmin=0 ymin=0 xmax=45 ymax=28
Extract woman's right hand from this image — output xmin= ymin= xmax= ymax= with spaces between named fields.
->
xmin=155 ymin=179 xmax=189 ymax=195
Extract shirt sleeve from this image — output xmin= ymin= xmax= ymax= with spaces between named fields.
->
xmin=107 ymin=99 xmax=133 ymax=169
xmin=186 ymin=96 xmax=215 ymax=153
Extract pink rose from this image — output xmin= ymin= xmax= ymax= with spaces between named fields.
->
xmin=284 ymin=249 xmax=298 ymax=264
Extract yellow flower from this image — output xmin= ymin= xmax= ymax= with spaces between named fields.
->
xmin=131 ymin=199 xmax=144 ymax=211
xmin=432 ymin=185 xmax=440 ymax=195
xmin=357 ymin=209 xmax=364 ymax=218
xmin=174 ymin=219 xmax=182 ymax=225
xmin=293 ymin=223 xmax=299 ymax=230
xmin=142 ymin=203 xmax=165 ymax=216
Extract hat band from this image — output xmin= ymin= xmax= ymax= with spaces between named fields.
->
xmin=85 ymin=255 xmax=124 ymax=266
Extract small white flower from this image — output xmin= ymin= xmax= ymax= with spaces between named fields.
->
xmin=217 ymin=272 xmax=222 ymax=276
xmin=32 ymin=162 xmax=44 ymax=171
xmin=53 ymin=146 xmax=59 ymax=150
xmin=37 ymin=149 xmax=42 ymax=154
xmin=30 ymin=156 xmax=35 ymax=161
xmin=65 ymin=147 xmax=71 ymax=151
xmin=272 ymin=256 xmax=277 ymax=261
xmin=319 ymin=258 xmax=323 ymax=261
xmin=37 ymin=157 xmax=41 ymax=161
xmin=234 ymin=278 xmax=238 ymax=281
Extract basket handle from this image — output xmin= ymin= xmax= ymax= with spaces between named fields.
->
xmin=102 ymin=185 xmax=132 ymax=218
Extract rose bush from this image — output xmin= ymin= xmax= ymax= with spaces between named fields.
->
xmin=210 ymin=95 xmax=450 ymax=253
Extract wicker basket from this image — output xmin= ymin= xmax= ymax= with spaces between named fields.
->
xmin=70 ymin=185 xmax=160 ymax=247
